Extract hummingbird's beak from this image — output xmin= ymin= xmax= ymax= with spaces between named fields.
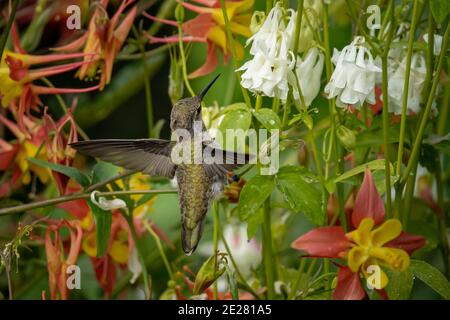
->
xmin=197 ymin=74 xmax=220 ymax=101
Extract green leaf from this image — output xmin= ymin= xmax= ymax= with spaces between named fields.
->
xmin=225 ymin=264 xmax=239 ymax=300
xmin=385 ymin=268 xmax=414 ymax=300
xmin=275 ymin=166 xmax=324 ymax=225
xmin=326 ymin=159 xmax=393 ymax=193
xmin=288 ymin=110 xmax=313 ymax=129
xmin=253 ymin=108 xmax=281 ymax=130
xmin=87 ymin=199 xmax=112 ymax=258
xmin=217 ymin=103 xmax=252 ymax=151
xmin=410 ymin=259 xmax=450 ymax=299
xmin=27 ymin=157 xmax=90 ymax=187
xmin=91 ymin=161 xmax=121 ymax=184
xmin=430 ymin=0 xmax=450 ymax=23
xmin=238 ymin=174 xmax=275 ymax=220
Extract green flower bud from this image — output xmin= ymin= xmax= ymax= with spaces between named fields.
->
xmin=175 ymin=4 xmax=185 ymax=23
xmin=336 ymin=125 xmax=356 ymax=150
xmin=193 ymin=253 xmax=227 ymax=295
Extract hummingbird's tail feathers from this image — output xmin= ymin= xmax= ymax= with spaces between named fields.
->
xmin=181 ymin=219 xmax=206 ymax=255
xmin=70 ymin=139 xmax=177 ymax=178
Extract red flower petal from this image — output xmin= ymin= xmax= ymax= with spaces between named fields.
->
xmin=188 ymin=41 xmax=218 ymax=79
xmin=385 ymin=232 xmax=426 ymax=255
xmin=352 ymin=169 xmax=385 ymax=228
xmin=291 ymin=226 xmax=351 ymax=258
xmin=333 ymin=267 xmax=366 ymax=300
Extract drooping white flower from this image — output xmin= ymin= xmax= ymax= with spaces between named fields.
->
xmin=90 ymin=190 xmax=127 ymax=211
xmin=324 ymin=36 xmax=381 ymax=109
xmin=291 ymin=47 xmax=324 ymax=107
xmin=238 ymin=4 xmax=296 ymax=101
xmin=424 ymin=33 xmax=443 ymax=56
xmin=128 ymin=247 xmax=142 ymax=284
xmin=387 ymin=53 xmax=426 ymax=115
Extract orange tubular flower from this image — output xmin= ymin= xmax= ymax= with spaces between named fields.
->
xmin=145 ymin=0 xmax=253 ymax=78
xmin=45 ymin=220 xmax=83 ymax=300
xmin=53 ymin=0 xmax=137 ymax=90
xmin=0 ymin=27 xmax=100 ymax=130
xmin=291 ymin=169 xmax=426 ymax=300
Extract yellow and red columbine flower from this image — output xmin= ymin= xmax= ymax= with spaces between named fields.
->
xmin=53 ymin=0 xmax=136 ymax=90
xmin=291 ymin=169 xmax=425 ymax=300
xmin=146 ymin=0 xmax=253 ymax=78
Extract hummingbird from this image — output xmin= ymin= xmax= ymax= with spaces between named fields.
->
xmin=71 ymin=74 xmax=251 ymax=255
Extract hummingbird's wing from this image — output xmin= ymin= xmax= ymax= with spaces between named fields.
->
xmin=202 ymin=143 xmax=254 ymax=177
xmin=70 ymin=139 xmax=177 ymax=178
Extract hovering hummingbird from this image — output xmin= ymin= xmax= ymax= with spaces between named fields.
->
xmin=71 ymin=75 xmax=251 ymax=255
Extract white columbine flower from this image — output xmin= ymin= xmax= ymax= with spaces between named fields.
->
xmin=324 ymin=36 xmax=381 ymax=109
xmin=387 ymin=53 xmax=426 ymax=115
xmin=291 ymin=47 xmax=324 ymax=107
xmin=90 ymin=191 xmax=127 ymax=211
xmin=238 ymin=3 xmax=296 ymax=101
xmin=424 ymin=33 xmax=443 ymax=56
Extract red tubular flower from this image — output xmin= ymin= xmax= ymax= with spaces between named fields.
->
xmin=0 ymin=26 xmax=100 ymax=130
xmin=53 ymin=0 xmax=136 ymax=90
xmin=45 ymin=220 xmax=83 ymax=300
xmin=145 ymin=0 xmax=253 ymax=78
xmin=292 ymin=169 xmax=426 ymax=300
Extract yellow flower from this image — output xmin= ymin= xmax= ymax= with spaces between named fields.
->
xmin=15 ymin=141 xmax=51 ymax=185
xmin=346 ymin=218 xmax=410 ymax=289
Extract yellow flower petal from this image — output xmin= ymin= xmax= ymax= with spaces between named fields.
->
xmin=230 ymin=21 xmax=252 ymax=37
xmin=347 ymin=246 xmax=369 ymax=272
xmin=207 ymin=26 xmax=228 ymax=52
xmin=109 ymin=240 xmax=129 ymax=265
xmin=362 ymin=262 xmax=389 ymax=290
xmin=82 ymin=232 xmax=97 ymax=257
xmin=370 ymin=247 xmax=410 ymax=271
xmin=347 ymin=217 xmax=374 ymax=247
xmin=371 ymin=219 xmax=402 ymax=247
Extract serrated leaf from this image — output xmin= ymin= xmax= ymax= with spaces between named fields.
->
xmin=238 ymin=175 xmax=275 ymax=220
xmin=87 ymin=199 xmax=112 ymax=258
xmin=385 ymin=268 xmax=414 ymax=300
xmin=275 ymin=166 xmax=324 ymax=225
xmin=27 ymin=157 xmax=90 ymax=187
xmin=410 ymin=259 xmax=450 ymax=299
xmin=253 ymin=108 xmax=281 ymax=130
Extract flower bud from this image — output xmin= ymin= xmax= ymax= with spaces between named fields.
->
xmin=168 ymin=50 xmax=184 ymax=104
xmin=193 ymin=253 xmax=226 ymax=294
xmin=175 ymin=4 xmax=185 ymax=22
xmin=90 ymin=191 xmax=127 ymax=211
xmin=250 ymin=11 xmax=265 ymax=34
xmin=336 ymin=125 xmax=356 ymax=150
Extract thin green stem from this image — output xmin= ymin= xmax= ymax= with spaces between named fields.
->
xmin=437 ymin=61 xmax=450 ymax=136
xmin=396 ymin=0 xmax=422 ymax=177
xmin=262 ymin=200 xmax=275 ymax=299
xmin=0 ymin=189 xmax=177 ymax=216
xmin=219 ymin=0 xmax=252 ymax=109
xmin=122 ymin=211 xmax=151 ymax=299
xmin=0 ymin=0 xmax=20 ymax=58
xmin=212 ymin=201 xmax=220 ymax=300
xmin=132 ymin=26 xmax=154 ymax=138
xmin=402 ymin=22 xmax=450 ymax=184
xmin=255 ymin=94 xmax=262 ymax=112
xmin=177 ymin=4 xmax=195 ymax=97
xmin=288 ymin=258 xmax=306 ymax=300
xmin=380 ymin=0 xmax=395 ymax=217
xmin=143 ymin=220 xmax=175 ymax=281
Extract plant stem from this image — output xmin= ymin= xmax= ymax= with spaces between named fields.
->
xmin=122 ymin=211 xmax=151 ymax=299
xmin=117 ymin=43 xmax=174 ymax=61
xmin=212 ymin=201 xmax=220 ymax=300
xmin=132 ymin=26 xmax=154 ymax=138
xmin=219 ymin=0 xmax=252 ymax=109
xmin=435 ymin=163 xmax=450 ymax=278
xmin=143 ymin=220 xmax=174 ymax=281
xmin=0 ymin=189 xmax=177 ymax=216
xmin=255 ymin=94 xmax=262 ymax=111
xmin=322 ymin=0 xmax=346 ymax=231
xmin=0 ymin=0 xmax=20 ymax=58
xmin=401 ymin=21 xmax=450 ymax=185
xmin=288 ymin=258 xmax=306 ymax=300
xmin=217 ymin=218 xmax=261 ymax=299
xmin=380 ymin=0 xmax=395 ymax=217
xmin=396 ymin=0 xmax=422 ymax=177
xmin=176 ymin=3 xmax=195 ymax=97
xmin=262 ymin=200 xmax=275 ymax=299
